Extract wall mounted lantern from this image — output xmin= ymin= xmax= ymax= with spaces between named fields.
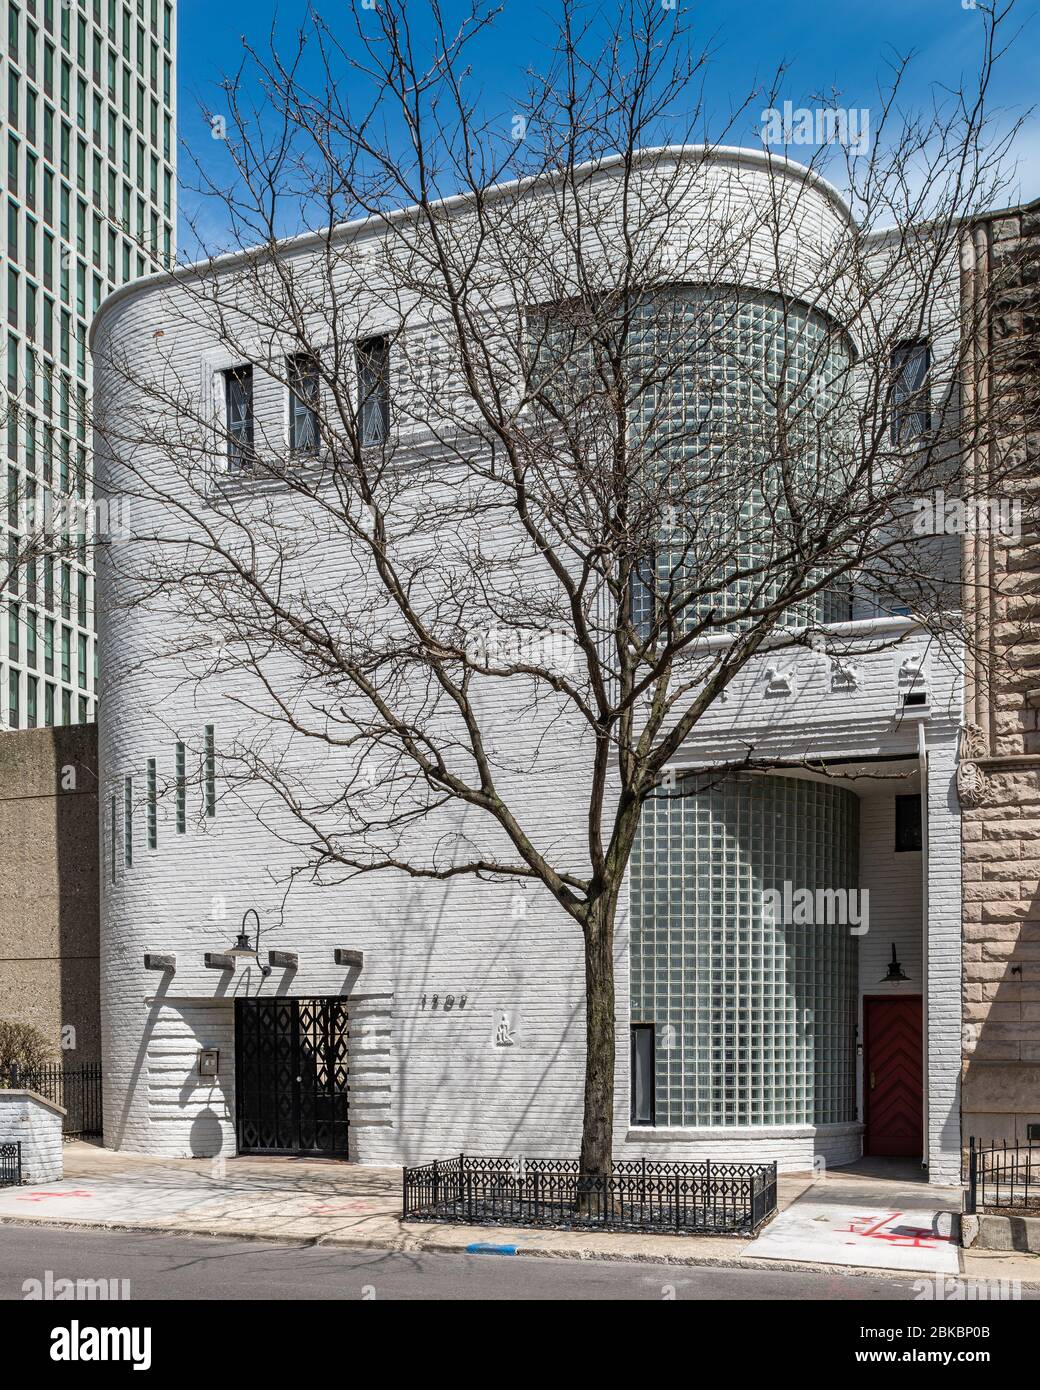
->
xmin=880 ymin=943 xmax=909 ymax=984
xmin=229 ymin=908 xmax=272 ymax=977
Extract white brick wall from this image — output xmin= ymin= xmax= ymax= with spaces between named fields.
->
xmin=925 ymin=735 xmax=964 ymax=1183
xmin=90 ymin=147 xmax=965 ymax=1178
xmin=0 ymin=1091 xmax=65 ymax=1182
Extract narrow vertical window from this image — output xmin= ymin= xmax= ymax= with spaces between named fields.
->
xmin=110 ymin=793 xmax=116 ymax=883
xmin=356 ymin=336 xmax=389 ymax=446
xmin=287 ymin=353 xmax=318 ymax=454
xmin=175 ymin=740 xmax=186 ymax=833
xmin=630 ymin=1024 xmax=656 ymax=1126
xmin=895 ymin=794 xmax=922 ymax=853
xmin=123 ymin=775 xmax=133 ymax=867
xmin=146 ymin=757 xmax=157 ymax=849
xmin=223 ymin=365 xmax=253 ymax=470
xmin=203 ymin=724 xmax=216 ymax=818
xmin=890 ymin=341 xmax=931 ymax=444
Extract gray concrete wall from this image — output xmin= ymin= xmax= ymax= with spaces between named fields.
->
xmin=0 ymin=725 xmax=101 ymax=1067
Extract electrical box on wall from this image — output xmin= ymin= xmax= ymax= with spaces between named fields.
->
xmin=198 ymin=1048 xmax=220 ymax=1077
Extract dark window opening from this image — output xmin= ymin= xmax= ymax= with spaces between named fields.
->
xmin=890 ymin=341 xmax=931 ymax=444
xmin=895 ymin=793 xmax=922 ymax=852
xmin=630 ymin=1023 xmax=656 ymax=1126
xmin=287 ymin=353 xmax=318 ymax=454
xmin=357 ymin=336 xmax=389 ymax=446
xmin=224 ymin=364 xmax=254 ymax=469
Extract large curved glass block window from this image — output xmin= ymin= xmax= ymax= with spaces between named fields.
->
xmin=621 ymin=287 xmax=855 ymax=633
xmin=630 ymin=773 xmax=859 ymax=1127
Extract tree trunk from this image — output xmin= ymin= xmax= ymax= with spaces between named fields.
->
xmin=579 ymin=896 xmax=617 ymax=1180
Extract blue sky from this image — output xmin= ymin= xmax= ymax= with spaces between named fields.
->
xmin=176 ymin=0 xmax=1040 ymax=255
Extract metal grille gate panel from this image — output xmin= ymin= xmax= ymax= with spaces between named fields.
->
xmin=234 ymin=997 xmax=349 ymax=1158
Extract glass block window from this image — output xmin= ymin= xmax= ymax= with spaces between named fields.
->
xmin=203 ymin=723 xmax=216 ymax=817
xmin=625 ymin=288 xmax=853 ymax=634
xmin=146 ymin=757 xmax=157 ymax=849
xmin=630 ymin=773 xmax=859 ymax=1127
xmin=174 ymin=739 xmax=186 ymax=833
xmin=531 ymin=286 xmax=853 ymax=636
xmin=123 ymin=774 xmax=133 ymax=868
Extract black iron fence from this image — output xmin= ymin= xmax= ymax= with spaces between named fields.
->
xmin=6 ymin=1062 xmax=103 ymax=1140
xmin=403 ymin=1155 xmax=777 ymax=1235
xmin=0 ymin=1142 xmax=21 ymax=1187
xmin=965 ymin=1137 xmax=1040 ymax=1215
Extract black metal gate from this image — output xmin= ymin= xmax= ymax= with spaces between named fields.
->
xmin=234 ymin=997 xmax=349 ymax=1158
xmin=9 ymin=1063 xmax=103 ymax=1139
xmin=0 ymin=1143 xmax=21 ymax=1187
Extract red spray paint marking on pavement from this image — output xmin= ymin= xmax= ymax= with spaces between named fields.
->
xmin=16 ymin=1189 xmax=94 ymax=1203
xmin=838 ymin=1211 xmax=952 ymax=1249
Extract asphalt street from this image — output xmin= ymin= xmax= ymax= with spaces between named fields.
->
xmin=0 ymin=1223 xmax=1003 ymax=1300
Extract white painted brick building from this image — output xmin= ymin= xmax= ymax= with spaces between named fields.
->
xmin=89 ymin=146 xmax=967 ymax=1181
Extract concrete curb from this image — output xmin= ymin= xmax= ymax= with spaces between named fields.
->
xmin=7 ymin=1211 xmax=1040 ymax=1284
xmin=962 ymin=1211 xmax=1040 ymax=1254
xmin=0 ymin=1213 xmax=328 ymax=1248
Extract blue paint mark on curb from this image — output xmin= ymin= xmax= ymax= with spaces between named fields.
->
xmin=465 ymin=1242 xmax=518 ymax=1255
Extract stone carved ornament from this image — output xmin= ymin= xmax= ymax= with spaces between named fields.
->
xmin=829 ymin=656 xmax=860 ymax=689
xmin=956 ymin=723 xmax=989 ymax=808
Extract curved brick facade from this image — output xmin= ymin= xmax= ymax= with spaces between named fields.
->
xmin=90 ymin=148 xmax=966 ymax=1176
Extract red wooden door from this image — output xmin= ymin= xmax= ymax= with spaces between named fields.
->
xmin=864 ymin=996 xmax=923 ymax=1158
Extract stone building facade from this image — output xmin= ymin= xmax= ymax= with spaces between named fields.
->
xmin=959 ymin=197 xmax=1040 ymax=1147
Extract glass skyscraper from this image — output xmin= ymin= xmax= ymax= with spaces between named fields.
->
xmin=0 ymin=0 xmax=175 ymax=729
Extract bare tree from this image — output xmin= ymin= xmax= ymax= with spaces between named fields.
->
xmin=93 ymin=0 xmax=1038 ymax=1176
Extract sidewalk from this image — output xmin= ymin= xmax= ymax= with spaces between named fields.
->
xmin=1 ymin=1142 xmax=1038 ymax=1285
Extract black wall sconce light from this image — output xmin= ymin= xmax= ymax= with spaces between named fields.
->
xmin=880 ymin=943 xmax=910 ymax=984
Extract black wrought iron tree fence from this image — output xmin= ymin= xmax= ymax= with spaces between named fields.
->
xmin=403 ymin=1155 xmax=778 ymax=1236
xmin=5 ymin=1063 xmax=103 ymax=1140
xmin=965 ymin=1137 xmax=1040 ymax=1215
xmin=0 ymin=1142 xmax=21 ymax=1187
